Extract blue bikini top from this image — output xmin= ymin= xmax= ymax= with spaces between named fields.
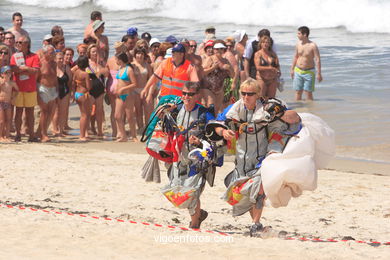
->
xmin=116 ymin=65 xmax=130 ymax=81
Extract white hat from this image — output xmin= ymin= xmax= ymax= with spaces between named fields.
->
xmin=164 ymin=48 xmax=172 ymax=58
xmin=43 ymin=34 xmax=52 ymax=41
xmin=233 ymin=30 xmax=247 ymax=43
xmin=149 ymin=38 xmax=160 ymax=47
xmin=213 ymin=42 xmax=226 ymax=49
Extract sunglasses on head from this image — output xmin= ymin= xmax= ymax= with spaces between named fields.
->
xmin=241 ymin=91 xmax=257 ymax=96
xmin=182 ymin=91 xmax=197 ymax=97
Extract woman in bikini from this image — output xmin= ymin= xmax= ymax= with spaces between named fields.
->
xmin=72 ymin=56 xmax=91 ymax=142
xmin=114 ymin=52 xmax=137 ymax=142
xmin=52 ymin=51 xmax=72 ymax=137
xmin=105 ymin=42 xmax=127 ymax=138
xmin=131 ymin=47 xmax=153 ymax=133
xmin=254 ymin=35 xmax=280 ymax=98
xmin=87 ymin=44 xmax=108 ymax=138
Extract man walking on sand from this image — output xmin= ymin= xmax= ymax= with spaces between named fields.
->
xmin=290 ymin=26 xmax=322 ymax=101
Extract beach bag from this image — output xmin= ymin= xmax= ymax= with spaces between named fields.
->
xmin=162 ymin=185 xmax=197 ymax=209
xmin=145 ymin=125 xmax=185 ymax=163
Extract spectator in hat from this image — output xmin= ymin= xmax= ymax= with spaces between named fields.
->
xmin=201 ymin=40 xmax=233 ymax=114
xmin=198 ymin=26 xmax=216 ymax=56
xmin=42 ymin=34 xmax=52 ymax=46
xmin=141 ymin=32 xmax=152 ymax=44
xmin=165 ymin=35 xmax=178 ymax=47
xmin=84 ymin=11 xmax=102 ymax=39
xmin=92 ymin=20 xmax=109 ymax=65
xmin=141 ymin=43 xmax=198 ymax=104
xmin=148 ymin=38 xmax=160 ymax=63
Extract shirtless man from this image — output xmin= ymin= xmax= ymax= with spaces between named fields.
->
xmin=7 ymin=12 xmax=29 ymax=41
xmin=0 ymin=66 xmax=18 ymax=142
xmin=186 ymin=40 xmax=204 ymax=79
xmin=37 ymin=45 xmax=58 ymax=142
xmin=84 ymin=11 xmax=102 ymax=39
xmin=290 ymin=26 xmax=322 ymax=101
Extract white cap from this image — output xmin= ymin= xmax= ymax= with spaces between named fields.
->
xmin=149 ymin=38 xmax=160 ymax=47
xmin=213 ymin=42 xmax=226 ymax=49
xmin=43 ymin=34 xmax=52 ymax=41
xmin=233 ymin=30 xmax=246 ymax=43
xmin=164 ymin=48 xmax=172 ymax=58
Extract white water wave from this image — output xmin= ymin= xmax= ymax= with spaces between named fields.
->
xmin=6 ymin=0 xmax=390 ymax=33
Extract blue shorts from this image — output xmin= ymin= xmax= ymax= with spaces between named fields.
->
xmin=293 ymin=66 xmax=315 ymax=92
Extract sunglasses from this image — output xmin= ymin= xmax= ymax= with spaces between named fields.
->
xmin=15 ymin=41 xmax=27 ymax=44
xmin=182 ymin=91 xmax=197 ymax=97
xmin=0 ymin=51 xmax=9 ymax=55
xmin=241 ymin=91 xmax=257 ymax=96
xmin=5 ymin=37 xmax=14 ymax=40
xmin=226 ymin=45 xmax=233 ymax=47
xmin=189 ymin=45 xmax=197 ymax=48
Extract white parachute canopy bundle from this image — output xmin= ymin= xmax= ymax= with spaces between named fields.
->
xmin=261 ymin=113 xmax=335 ymax=208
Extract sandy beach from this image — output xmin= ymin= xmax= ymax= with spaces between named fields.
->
xmin=0 ymin=138 xmax=389 ymax=260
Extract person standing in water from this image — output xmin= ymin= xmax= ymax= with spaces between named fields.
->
xmin=290 ymin=26 xmax=322 ymax=101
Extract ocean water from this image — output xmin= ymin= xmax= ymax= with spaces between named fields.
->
xmin=1 ymin=0 xmax=390 ymax=162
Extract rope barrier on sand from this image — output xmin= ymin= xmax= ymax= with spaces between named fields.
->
xmin=1 ymin=203 xmax=389 ymax=247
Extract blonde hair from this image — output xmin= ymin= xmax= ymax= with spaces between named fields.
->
xmin=0 ymin=44 xmax=8 ymax=52
xmin=87 ymin=44 xmax=97 ymax=58
xmin=239 ymin=78 xmax=261 ymax=95
xmin=258 ymin=35 xmax=272 ymax=51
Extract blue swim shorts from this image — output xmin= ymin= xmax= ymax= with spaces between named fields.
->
xmin=293 ymin=66 xmax=315 ymax=92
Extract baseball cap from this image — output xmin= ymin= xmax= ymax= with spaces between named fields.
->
xmin=165 ymin=35 xmax=178 ymax=44
xmin=141 ymin=32 xmax=151 ymax=41
xmin=204 ymin=40 xmax=214 ymax=49
xmin=127 ymin=27 xmax=138 ymax=36
xmin=171 ymin=43 xmax=185 ymax=53
xmin=0 ymin=66 xmax=11 ymax=73
xmin=43 ymin=34 xmax=52 ymax=41
xmin=149 ymin=38 xmax=160 ymax=47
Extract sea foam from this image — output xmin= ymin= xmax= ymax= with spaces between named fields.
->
xmin=6 ymin=0 xmax=390 ymax=33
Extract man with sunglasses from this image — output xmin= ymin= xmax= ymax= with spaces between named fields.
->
xmin=3 ymin=32 xmax=17 ymax=56
xmin=161 ymin=82 xmax=215 ymax=229
xmin=186 ymin=40 xmax=203 ymax=79
xmin=10 ymin=35 xmax=40 ymax=142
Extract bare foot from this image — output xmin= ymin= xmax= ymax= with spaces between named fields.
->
xmin=116 ymin=137 xmax=128 ymax=142
xmin=79 ymin=137 xmax=88 ymax=142
xmin=129 ymin=137 xmax=139 ymax=142
xmin=41 ymin=136 xmax=51 ymax=143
